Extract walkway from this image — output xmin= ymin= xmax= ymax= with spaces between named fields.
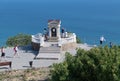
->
xmin=0 ymin=44 xmax=94 ymax=71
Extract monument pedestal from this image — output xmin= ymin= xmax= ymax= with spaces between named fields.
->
xmin=48 ymin=37 xmax=59 ymax=42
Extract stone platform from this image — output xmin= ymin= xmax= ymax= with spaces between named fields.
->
xmin=35 ymin=42 xmax=62 ymax=60
xmin=36 ymin=53 xmax=62 ymax=60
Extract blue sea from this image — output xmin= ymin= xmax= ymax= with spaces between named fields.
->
xmin=0 ymin=0 xmax=120 ymax=46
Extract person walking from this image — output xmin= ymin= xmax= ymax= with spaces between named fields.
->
xmin=13 ymin=45 xmax=19 ymax=57
xmin=100 ymin=35 xmax=106 ymax=45
xmin=109 ymin=42 xmax=113 ymax=48
xmin=61 ymin=28 xmax=65 ymax=38
xmin=0 ymin=47 xmax=6 ymax=61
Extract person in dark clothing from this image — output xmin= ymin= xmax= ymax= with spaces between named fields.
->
xmin=109 ymin=42 xmax=113 ymax=48
xmin=61 ymin=28 xmax=65 ymax=37
xmin=1 ymin=47 xmax=5 ymax=57
xmin=0 ymin=47 xmax=6 ymax=61
xmin=44 ymin=28 xmax=48 ymax=41
xmin=61 ymin=28 xmax=65 ymax=33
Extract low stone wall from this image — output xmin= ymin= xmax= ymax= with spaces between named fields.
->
xmin=61 ymin=42 xmax=77 ymax=51
xmin=32 ymin=42 xmax=77 ymax=51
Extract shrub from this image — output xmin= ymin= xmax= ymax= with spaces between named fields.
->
xmin=50 ymin=46 xmax=120 ymax=81
xmin=6 ymin=33 xmax=31 ymax=46
xmin=76 ymin=37 xmax=82 ymax=43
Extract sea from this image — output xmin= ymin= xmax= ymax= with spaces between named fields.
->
xmin=0 ymin=0 xmax=120 ymax=46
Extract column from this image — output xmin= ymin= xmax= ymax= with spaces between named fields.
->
xmin=57 ymin=25 xmax=61 ymax=39
xmin=49 ymin=27 xmax=51 ymax=38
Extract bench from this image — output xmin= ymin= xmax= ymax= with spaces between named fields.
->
xmin=0 ymin=61 xmax=12 ymax=68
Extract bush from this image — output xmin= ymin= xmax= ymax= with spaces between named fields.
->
xmin=50 ymin=46 xmax=120 ymax=81
xmin=6 ymin=33 xmax=31 ymax=46
xmin=76 ymin=37 xmax=82 ymax=43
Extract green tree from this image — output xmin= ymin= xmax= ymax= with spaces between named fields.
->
xmin=76 ymin=37 xmax=82 ymax=43
xmin=6 ymin=33 xmax=31 ymax=46
xmin=50 ymin=46 xmax=120 ymax=81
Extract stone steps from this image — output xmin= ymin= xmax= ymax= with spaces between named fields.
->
xmin=36 ymin=46 xmax=62 ymax=60
xmin=39 ymin=46 xmax=61 ymax=53
xmin=43 ymin=42 xmax=59 ymax=47
xmin=35 ymin=53 xmax=61 ymax=60
xmin=48 ymin=37 xmax=59 ymax=42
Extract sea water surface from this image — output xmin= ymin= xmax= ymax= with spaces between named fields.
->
xmin=0 ymin=0 xmax=120 ymax=45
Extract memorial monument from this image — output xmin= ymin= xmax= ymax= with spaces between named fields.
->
xmin=32 ymin=20 xmax=77 ymax=59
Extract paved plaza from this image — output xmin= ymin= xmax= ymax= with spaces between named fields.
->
xmin=0 ymin=44 xmax=93 ymax=71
